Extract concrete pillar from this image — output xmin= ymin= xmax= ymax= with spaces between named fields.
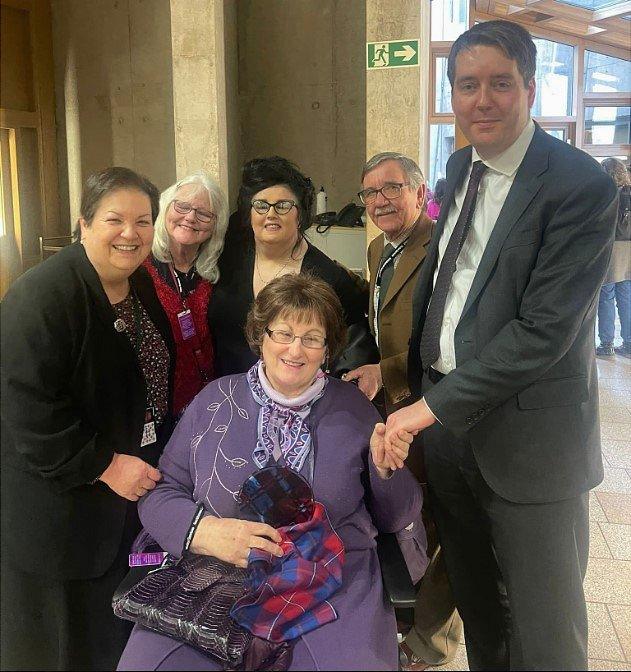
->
xmin=170 ymin=0 xmax=231 ymax=198
xmin=365 ymin=0 xmax=430 ymax=243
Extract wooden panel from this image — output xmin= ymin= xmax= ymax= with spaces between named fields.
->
xmin=0 ymin=4 xmax=35 ymax=111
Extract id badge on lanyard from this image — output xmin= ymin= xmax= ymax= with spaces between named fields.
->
xmin=141 ymin=406 xmax=157 ymax=447
xmin=177 ymin=309 xmax=196 ymax=340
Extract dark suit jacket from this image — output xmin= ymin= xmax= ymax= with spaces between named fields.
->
xmin=408 ymin=126 xmax=618 ymax=504
xmin=367 ymin=215 xmax=432 ymax=410
xmin=1 ymin=243 xmax=175 ymax=579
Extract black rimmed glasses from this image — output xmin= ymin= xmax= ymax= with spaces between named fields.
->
xmin=265 ymin=328 xmax=327 ymax=350
xmin=237 ymin=465 xmax=315 ymax=528
xmin=251 ymin=199 xmax=297 ymax=216
xmin=357 ymin=182 xmax=410 ymax=205
xmin=171 ymin=199 xmax=217 ymax=225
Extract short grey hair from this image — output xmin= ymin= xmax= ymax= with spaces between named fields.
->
xmin=152 ymin=170 xmax=228 ymax=283
xmin=361 ymin=152 xmax=425 ymax=190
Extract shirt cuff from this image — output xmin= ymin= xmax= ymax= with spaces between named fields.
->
xmin=423 ymin=397 xmax=443 ymax=425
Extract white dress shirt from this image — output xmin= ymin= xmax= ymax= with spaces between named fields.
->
xmin=432 ymin=120 xmax=536 ymax=374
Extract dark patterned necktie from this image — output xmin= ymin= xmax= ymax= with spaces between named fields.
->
xmin=419 ymin=160 xmax=487 ymax=369
xmin=377 ymin=243 xmax=395 ymax=313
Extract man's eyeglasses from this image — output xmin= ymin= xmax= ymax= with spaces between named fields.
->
xmin=265 ymin=328 xmax=327 ymax=350
xmin=171 ymin=199 xmax=217 ymax=225
xmin=357 ymin=182 xmax=410 ymax=205
xmin=238 ymin=464 xmax=314 ymax=528
xmin=251 ymin=199 xmax=296 ymax=216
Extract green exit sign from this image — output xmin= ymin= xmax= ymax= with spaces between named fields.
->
xmin=367 ymin=39 xmax=419 ymax=69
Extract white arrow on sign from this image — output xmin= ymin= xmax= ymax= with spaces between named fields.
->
xmin=394 ymin=44 xmax=416 ymax=61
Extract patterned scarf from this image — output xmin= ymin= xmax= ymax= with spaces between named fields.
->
xmin=247 ymin=361 xmax=327 ymax=473
xmin=230 ymin=501 xmax=344 ymax=642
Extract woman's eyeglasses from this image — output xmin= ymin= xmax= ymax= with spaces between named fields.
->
xmin=171 ymin=199 xmax=217 ymax=225
xmin=265 ymin=328 xmax=326 ymax=350
xmin=357 ymin=182 xmax=410 ymax=205
xmin=237 ymin=465 xmax=314 ymax=528
xmin=251 ymin=199 xmax=296 ymax=216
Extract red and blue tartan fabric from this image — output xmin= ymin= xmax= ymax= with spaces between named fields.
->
xmin=230 ymin=502 xmax=345 ymax=642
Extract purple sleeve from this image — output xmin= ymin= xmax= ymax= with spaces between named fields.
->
xmin=137 ymin=405 xmax=201 ymax=557
xmin=367 ymin=458 xmax=428 ymax=583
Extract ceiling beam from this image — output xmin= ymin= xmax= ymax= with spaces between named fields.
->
xmin=592 ymin=1 xmax=631 ymax=22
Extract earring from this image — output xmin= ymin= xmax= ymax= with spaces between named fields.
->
xmin=323 ymin=354 xmax=330 ymax=374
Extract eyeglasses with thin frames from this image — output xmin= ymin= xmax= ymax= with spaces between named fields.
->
xmin=251 ymin=199 xmax=297 ymax=216
xmin=357 ymin=182 xmax=410 ymax=205
xmin=171 ymin=199 xmax=217 ymax=225
xmin=265 ymin=327 xmax=327 ymax=350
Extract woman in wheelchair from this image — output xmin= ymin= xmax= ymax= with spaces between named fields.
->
xmin=117 ymin=273 xmax=427 ymax=671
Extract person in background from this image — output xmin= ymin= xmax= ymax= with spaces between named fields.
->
xmin=1 ymin=167 xmax=175 ymax=670
xmin=118 ymin=273 xmax=427 ymax=671
xmin=426 ymin=178 xmax=447 ymax=222
xmin=210 ymin=156 xmax=377 ymax=379
xmin=145 ymin=171 xmax=229 ymax=416
xmin=385 ymin=20 xmax=617 ymax=670
xmin=596 ymin=157 xmax=630 ymax=358
xmin=345 ymin=152 xmax=462 ymax=670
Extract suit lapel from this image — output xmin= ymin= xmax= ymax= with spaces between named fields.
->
xmin=381 ymin=216 xmax=432 ymax=310
xmin=411 ymin=149 xmax=471 ymax=326
xmin=460 ymin=128 xmax=549 ymax=318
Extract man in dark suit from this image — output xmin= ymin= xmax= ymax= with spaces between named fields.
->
xmin=384 ymin=20 xmax=618 ymax=671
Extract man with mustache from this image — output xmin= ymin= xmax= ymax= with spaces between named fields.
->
xmin=345 ymin=153 xmax=462 ymax=670
xmin=385 ymin=20 xmax=618 ymax=670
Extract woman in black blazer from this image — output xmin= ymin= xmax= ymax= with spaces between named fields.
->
xmin=0 ymin=167 xmax=175 ymax=670
xmin=209 ymin=156 xmax=377 ymax=377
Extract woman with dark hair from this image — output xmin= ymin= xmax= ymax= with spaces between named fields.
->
xmin=117 ymin=273 xmax=427 ymax=671
xmin=209 ymin=156 xmax=376 ymax=377
xmin=596 ymin=157 xmax=630 ymax=357
xmin=1 ymin=167 xmax=175 ymax=670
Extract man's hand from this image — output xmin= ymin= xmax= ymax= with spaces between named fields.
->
xmin=98 ymin=453 xmax=162 ymax=501
xmin=190 ymin=516 xmax=283 ymax=568
xmin=370 ymin=422 xmax=416 ymax=477
xmin=343 ymin=363 xmax=383 ymax=400
xmin=384 ymin=398 xmax=436 ymax=469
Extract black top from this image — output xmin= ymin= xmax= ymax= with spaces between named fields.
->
xmin=150 ymin=255 xmax=201 ymax=297
xmin=0 ymin=242 xmax=175 ymax=579
xmin=208 ymin=241 xmax=371 ymax=377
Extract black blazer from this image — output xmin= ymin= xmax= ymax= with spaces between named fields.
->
xmin=1 ymin=243 xmax=175 ymax=580
xmin=408 ymin=126 xmax=618 ymax=504
xmin=209 ymin=241 xmax=376 ymax=377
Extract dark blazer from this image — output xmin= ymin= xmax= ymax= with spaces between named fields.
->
xmin=0 ymin=243 xmax=175 ymax=580
xmin=408 ymin=126 xmax=618 ymax=504
xmin=209 ymin=241 xmax=375 ymax=377
xmin=367 ymin=215 xmax=432 ymax=410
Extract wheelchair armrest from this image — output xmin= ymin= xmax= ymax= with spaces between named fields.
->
xmin=376 ymin=532 xmax=417 ymax=609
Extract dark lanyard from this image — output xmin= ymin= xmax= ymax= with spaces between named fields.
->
xmin=130 ymin=292 xmax=143 ymax=353
xmin=167 ymin=263 xmax=211 ymax=387
xmin=375 ymin=239 xmax=408 ymax=287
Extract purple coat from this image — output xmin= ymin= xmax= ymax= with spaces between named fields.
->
xmin=118 ymin=374 xmax=426 ymax=671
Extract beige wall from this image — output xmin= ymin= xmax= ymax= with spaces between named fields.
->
xmin=52 ymin=0 xmax=176 ymax=226
xmin=236 ymin=0 xmax=366 ymax=213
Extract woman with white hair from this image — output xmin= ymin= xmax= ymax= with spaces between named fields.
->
xmin=144 ymin=171 xmax=229 ymax=416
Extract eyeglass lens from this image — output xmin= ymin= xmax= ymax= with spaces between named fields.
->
xmin=173 ymin=200 xmax=216 ymax=223
xmin=359 ymin=184 xmax=404 ymax=205
xmin=251 ymin=200 xmax=294 ymax=215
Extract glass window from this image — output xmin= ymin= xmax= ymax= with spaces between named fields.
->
xmin=543 ymin=128 xmax=567 ymax=141
xmin=435 ymin=57 xmax=452 ymax=114
xmin=431 ymin=0 xmax=468 ymax=41
xmin=584 ymin=106 xmax=631 ymax=145
xmin=429 ymin=124 xmax=455 ymax=190
xmin=531 ymin=38 xmax=574 ymax=117
xmin=557 ymin=0 xmax=625 ymax=8
xmin=584 ymin=51 xmax=631 ymax=94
